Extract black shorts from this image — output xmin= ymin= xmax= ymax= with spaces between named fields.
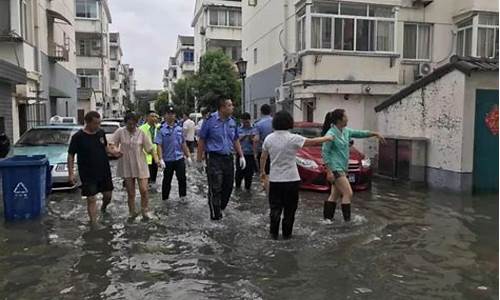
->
xmin=332 ymin=171 xmax=347 ymax=180
xmin=81 ymin=177 xmax=113 ymax=197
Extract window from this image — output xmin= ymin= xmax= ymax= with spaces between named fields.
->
xmin=20 ymin=0 xmax=33 ymax=43
xmin=457 ymin=14 xmax=498 ymax=58
xmin=183 ymin=50 xmax=194 ymax=62
xmin=76 ymin=0 xmax=98 ymax=19
xmin=110 ymin=68 xmax=116 ymax=81
xmin=308 ymin=1 xmax=395 ymax=53
xmin=253 ymin=48 xmax=258 ymax=64
xmin=296 ymin=17 xmax=306 ymax=51
xmin=77 ymin=69 xmax=100 ymax=90
xmin=209 ymin=8 xmax=241 ymax=27
xmin=77 ymin=39 xmax=101 ymax=56
xmin=403 ymin=23 xmax=431 ymax=60
xmin=110 ymin=49 xmax=117 ymax=60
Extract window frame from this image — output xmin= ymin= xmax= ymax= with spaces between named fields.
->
xmin=402 ymin=23 xmax=433 ymax=61
xmin=208 ymin=7 xmax=242 ymax=28
xmin=304 ymin=1 xmax=397 ymax=55
xmin=77 ymin=68 xmax=100 ymax=90
xmin=456 ymin=14 xmax=499 ymax=58
xmin=75 ymin=0 xmax=99 ymax=20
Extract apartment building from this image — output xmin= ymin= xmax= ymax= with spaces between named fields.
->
xmin=75 ymin=0 xmax=112 ymax=123
xmin=192 ymin=0 xmax=243 ymax=69
xmin=122 ymin=63 xmax=136 ymax=110
xmin=242 ymin=0 xmax=499 ymax=159
xmin=109 ymin=32 xmax=126 ymax=117
xmin=163 ymin=35 xmax=195 ymax=97
xmin=0 ymin=0 xmax=77 ymax=141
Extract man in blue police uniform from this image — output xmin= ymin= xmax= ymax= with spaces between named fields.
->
xmin=197 ymin=98 xmax=246 ymax=220
xmin=253 ymin=104 xmax=273 ymax=174
xmin=155 ymin=105 xmax=192 ymax=201
xmin=235 ymin=112 xmax=257 ymax=190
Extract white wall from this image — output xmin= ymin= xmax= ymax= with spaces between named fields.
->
xmin=377 ymin=70 xmax=467 ymax=172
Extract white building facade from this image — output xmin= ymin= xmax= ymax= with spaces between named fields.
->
xmin=163 ymin=35 xmax=195 ymax=98
xmin=0 ymin=0 xmax=77 ymax=142
xmin=109 ymin=32 xmax=126 ymax=117
xmin=75 ymin=0 xmax=112 ymax=123
xmin=192 ymin=0 xmax=243 ymax=70
xmin=242 ymin=0 xmax=498 ymax=159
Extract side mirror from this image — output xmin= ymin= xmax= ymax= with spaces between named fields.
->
xmin=349 ymin=140 xmax=354 ymax=146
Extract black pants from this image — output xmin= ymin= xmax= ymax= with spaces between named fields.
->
xmin=207 ymin=153 xmax=234 ymax=220
xmin=268 ymin=181 xmax=300 ymax=238
xmin=235 ymin=154 xmax=256 ymax=190
xmin=257 ymin=152 xmax=270 ymax=175
xmin=148 ymin=163 xmax=158 ymax=183
xmin=162 ymin=159 xmax=187 ymax=200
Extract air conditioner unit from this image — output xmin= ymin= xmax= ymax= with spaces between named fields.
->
xmin=417 ymin=62 xmax=433 ymax=78
xmin=200 ymin=26 xmax=206 ymax=35
xmin=275 ymin=86 xmax=290 ymax=103
xmin=248 ymin=0 xmax=257 ymax=7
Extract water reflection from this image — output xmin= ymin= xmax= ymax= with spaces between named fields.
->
xmin=0 ymin=167 xmax=497 ymax=299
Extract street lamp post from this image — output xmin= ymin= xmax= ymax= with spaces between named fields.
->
xmin=235 ymin=58 xmax=247 ymax=113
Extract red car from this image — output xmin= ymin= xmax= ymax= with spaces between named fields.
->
xmin=292 ymin=122 xmax=372 ymax=192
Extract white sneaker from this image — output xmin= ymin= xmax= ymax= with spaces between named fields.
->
xmin=322 ymin=218 xmax=334 ymax=225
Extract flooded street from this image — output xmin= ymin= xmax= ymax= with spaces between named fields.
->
xmin=0 ymin=163 xmax=497 ymax=300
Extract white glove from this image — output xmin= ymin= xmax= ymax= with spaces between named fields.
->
xmin=160 ymin=160 xmax=166 ymax=169
xmin=186 ymin=157 xmax=193 ymax=166
xmin=239 ymin=156 xmax=246 ymax=170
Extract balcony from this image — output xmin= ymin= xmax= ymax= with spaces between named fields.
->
xmin=49 ymin=42 xmax=69 ymax=63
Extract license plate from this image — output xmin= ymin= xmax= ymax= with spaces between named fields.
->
xmin=348 ymin=174 xmax=356 ymax=183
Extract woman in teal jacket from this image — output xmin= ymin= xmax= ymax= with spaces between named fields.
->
xmin=321 ymin=109 xmax=385 ymax=223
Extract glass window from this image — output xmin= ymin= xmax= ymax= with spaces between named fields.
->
xmin=343 ymin=18 xmax=355 ymax=50
xmin=76 ymin=0 xmax=97 ymax=18
xmin=218 ymin=9 xmax=226 ymax=25
xmin=464 ymin=27 xmax=472 ymax=56
xmin=376 ymin=21 xmax=394 ymax=52
xmin=312 ymin=17 xmax=321 ymax=48
xmin=369 ymin=5 xmax=394 ymax=18
xmin=334 ymin=18 xmax=342 ymax=50
xmin=477 ymin=27 xmax=496 ymax=57
xmin=253 ymin=48 xmax=257 ymax=64
xmin=312 ymin=1 xmax=338 ymax=14
xmin=356 ymin=19 xmax=375 ymax=51
xmin=296 ymin=18 xmax=305 ymax=51
xmin=457 ymin=30 xmax=464 ymax=56
xmin=228 ymin=10 xmax=241 ymax=27
xmin=17 ymin=128 xmax=75 ymax=146
xmin=322 ymin=17 xmax=332 ymax=49
xmin=403 ymin=23 xmax=431 ymax=60
xmin=340 ymin=2 xmax=367 ymax=16
xmin=183 ymin=50 xmax=194 ymax=62
xmin=209 ymin=9 xmax=218 ymax=25
xmin=479 ymin=14 xmax=499 ymax=26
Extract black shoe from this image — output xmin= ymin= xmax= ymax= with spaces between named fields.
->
xmin=270 ymin=233 xmax=279 ymax=240
xmin=283 ymin=234 xmax=292 ymax=240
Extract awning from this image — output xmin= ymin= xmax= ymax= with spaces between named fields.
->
xmin=47 ymin=9 xmax=72 ymax=25
xmin=49 ymin=86 xmax=71 ymax=98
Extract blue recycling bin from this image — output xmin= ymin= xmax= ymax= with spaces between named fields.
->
xmin=0 ymin=155 xmax=49 ymax=221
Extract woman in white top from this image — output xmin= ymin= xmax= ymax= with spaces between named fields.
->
xmin=111 ymin=112 xmax=160 ymax=221
xmin=259 ymin=111 xmax=333 ymax=240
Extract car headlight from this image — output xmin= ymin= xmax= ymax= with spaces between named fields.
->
xmin=361 ymin=158 xmax=371 ymax=168
xmin=296 ymin=156 xmax=319 ymax=169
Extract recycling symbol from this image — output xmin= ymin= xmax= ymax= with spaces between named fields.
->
xmin=13 ymin=182 xmax=28 ymax=194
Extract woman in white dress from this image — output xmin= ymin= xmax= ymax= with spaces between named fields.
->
xmin=111 ymin=112 xmax=160 ymax=221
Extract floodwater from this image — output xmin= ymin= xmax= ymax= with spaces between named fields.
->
xmin=0 ymin=164 xmax=498 ymax=300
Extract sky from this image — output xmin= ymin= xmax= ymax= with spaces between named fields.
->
xmin=108 ymin=0 xmax=194 ymax=90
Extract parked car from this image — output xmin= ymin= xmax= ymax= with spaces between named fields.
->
xmin=9 ymin=124 xmax=82 ymax=191
xmin=292 ymin=122 xmax=372 ymax=192
xmin=102 ymin=118 xmax=125 ymax=127
xmin=100 ymin=121 xmax=120 ymax=141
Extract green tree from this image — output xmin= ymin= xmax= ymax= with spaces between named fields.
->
xmin=194 ymin=51 xmax=241 ymax=113
xmin=172 ymin=77 xmax=196 ymax=115
xmin=154 ymin=91 xmax=170 ymax=115
xmin=137 ymin=98 xmax=151 ymax=116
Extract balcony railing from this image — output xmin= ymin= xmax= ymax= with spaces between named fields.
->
xmin=49 ymin=42 xmax=69 ymax=62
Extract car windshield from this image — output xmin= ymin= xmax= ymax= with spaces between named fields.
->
xmin=291 ymin=127 xmax=322 ymax=138
xmin=101 ymin=125 xmax=119 ymax=134
xmin=16 ymin=128 xmax=75 ymax=146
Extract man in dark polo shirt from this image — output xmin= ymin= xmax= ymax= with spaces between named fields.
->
xmin=68 ymin=111 xmax=121 ymax=225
